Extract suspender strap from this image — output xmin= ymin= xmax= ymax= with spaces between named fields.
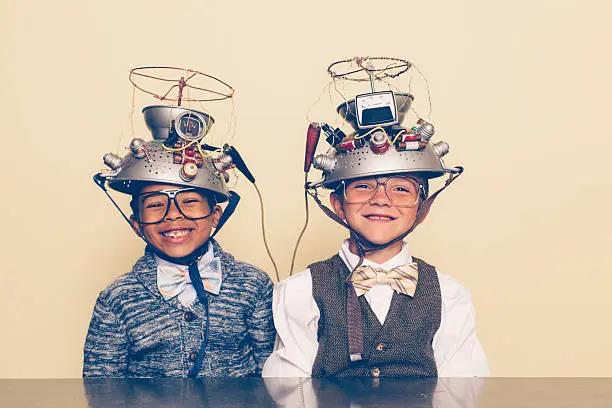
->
xmin=187 ymin=262 xmax=212 ymax=378
xmin=346 ymin=282 xmax=364 ymax=361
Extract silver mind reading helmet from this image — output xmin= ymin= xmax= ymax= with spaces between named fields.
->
xmin=309 ymin=93 xmax=461 ymax=192
xmin=98 ymin=106 xmax=232 ymax=202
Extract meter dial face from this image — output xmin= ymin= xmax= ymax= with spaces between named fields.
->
xmin=176 ymin=112 xmax=207 ymax=141
xmin=355 ymin=91 xmax=398 ymax=129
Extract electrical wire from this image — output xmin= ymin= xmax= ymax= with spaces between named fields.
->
xmin=290 ymin=173 xmax=310 ymax=276
xmin=353 ymin=126 xmax=387 ymax=140
xmin=253 ymin=182 xmax=280 ymax=282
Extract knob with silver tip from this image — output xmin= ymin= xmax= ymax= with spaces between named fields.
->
xmin=370 ymin=130 xmax=389 ymax=154
xmin=417 ymin=121 xmax=435 ymax=142
xmin=180 ymin=162 xmax=198 ymax=181
xmin=129 ymin=138 xmax=147 ymax=159
xmin=103 ymin=153 xmax=124 ymax=170
xmin=432 ymin=141 xmax=450 ymax=157
xmin=313 ymin=154 xmax=336 ymax=172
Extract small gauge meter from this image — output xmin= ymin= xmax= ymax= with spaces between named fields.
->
xmin=355 ymin=91 xmax=399 ymax=129
xmin=176 ymin=111 xmax=208 ymax=141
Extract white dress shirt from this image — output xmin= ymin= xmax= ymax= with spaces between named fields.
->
xmin=262 ymin=240 xmax=489 ymax=377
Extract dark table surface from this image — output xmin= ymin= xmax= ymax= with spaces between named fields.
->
xmin=1 ymin=378 xmax=610 ymax=407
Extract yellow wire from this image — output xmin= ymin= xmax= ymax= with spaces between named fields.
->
xmin=353 ymin=126 xmax=387 ymax=140
xmin=162 ymin=139 xmax=215 ymax=158
xmin=391 ymin=129 xmax=407 ymax=144
xmin=162 ymin=140 xmax=197 ymax=152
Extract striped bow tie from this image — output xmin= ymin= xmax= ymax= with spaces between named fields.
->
xmin=350 ymin=263 xmax=419 ymax=297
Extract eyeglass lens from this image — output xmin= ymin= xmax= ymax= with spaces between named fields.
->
xmin=344 ymin=177 xmax=420 ymax=207
xmin=139 ymin=190 xmax=211 ymax=223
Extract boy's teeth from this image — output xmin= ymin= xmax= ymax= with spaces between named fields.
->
xmin=368 ymin=215 xmax=392 ymax=220
xmin=163 ymin=229 xmax=189 ymax=238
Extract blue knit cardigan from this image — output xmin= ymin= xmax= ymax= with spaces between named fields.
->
xmin=83 ymin=239 xmax=275 ymax=377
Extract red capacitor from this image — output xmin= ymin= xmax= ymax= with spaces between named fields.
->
xmin=396 ymin=141 xmax=428 ymax=151
xmin=304 ymin=123 xmax=321 ymax=172
xmin=339 ymin=139 xmax=358 ymax=151
xmin=401 ymin=132 xmax=420 ymax=142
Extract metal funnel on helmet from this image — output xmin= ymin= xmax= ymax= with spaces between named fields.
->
xmin=142 ymin=105 xmax=214 ymax=140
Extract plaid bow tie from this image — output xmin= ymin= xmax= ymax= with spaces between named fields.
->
xmin=157 ymin=256 xmax=222 ymax=302
xmin=350 ymin=263 xmax=419 ymax=297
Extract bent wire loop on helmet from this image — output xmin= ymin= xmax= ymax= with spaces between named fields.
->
xmin=94 ymin=67 xmax=279 ymax=281
xmin=291 ymin=56 xmax=464 ymax=276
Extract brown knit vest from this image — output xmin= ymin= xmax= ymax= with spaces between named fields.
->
xmin=310 ymin=254 xmax=441 ymax=377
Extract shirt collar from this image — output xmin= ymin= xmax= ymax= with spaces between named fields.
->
xmin=338 ymin=238 xmax=413 ymax=271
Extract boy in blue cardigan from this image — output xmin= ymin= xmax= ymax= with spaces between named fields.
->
xmin=84 ymin=105 xmax=275 ymax=377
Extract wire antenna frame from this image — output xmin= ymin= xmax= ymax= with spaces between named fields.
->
xmin=327 ymin=56 xmax=412 ymax=83
xmin=129 ymin=66 xmax=235 ymax=106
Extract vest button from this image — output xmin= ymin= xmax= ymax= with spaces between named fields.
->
xmin=375 ymin=343 xmax=386 ymax=352
xmin=189 ymin=352 xmax=198 ymax=362
xmin=371 ymin=367 xmax=381 ymax=377
xmin=184 ymin=311 xmax=197 ymax=322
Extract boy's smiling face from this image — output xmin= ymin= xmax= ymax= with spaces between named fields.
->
xmin=130 ymin=183 xmax=222 ymax=259
xmin=330 ymin=175 xmax=424 ymax=246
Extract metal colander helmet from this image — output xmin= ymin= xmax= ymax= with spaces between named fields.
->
xmin=99 ymin=106 xmax=230 ymax=203
xmin=310 ymin=92 xmax=459 ymax=193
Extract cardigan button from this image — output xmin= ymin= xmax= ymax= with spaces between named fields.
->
xmin=375 ymin=343 xmax=386 ymax=352
xmin=189 ymin=352 xmax=198 ymax=362
xmin=371 ymin=367 xmax=381 ymax=378
xmin=184 ymin=311 xmax=197 ymax=322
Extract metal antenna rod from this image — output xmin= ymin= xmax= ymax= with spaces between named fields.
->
xmin=177 ymin=77 xmax=186 ymax=106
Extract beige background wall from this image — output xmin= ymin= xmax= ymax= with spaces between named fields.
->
xmin=1 ymin=0 xmax=610 ymax=378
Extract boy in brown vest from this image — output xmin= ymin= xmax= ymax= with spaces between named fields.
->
xmin=263 ymin=86 xmax=489 ymax=378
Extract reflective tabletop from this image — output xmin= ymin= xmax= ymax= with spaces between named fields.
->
xmin=1 ymin=378 xmax=610 ymax=407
